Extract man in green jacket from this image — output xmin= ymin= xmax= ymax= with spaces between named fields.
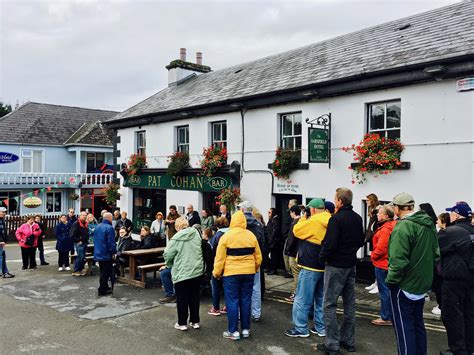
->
xmin=386 ymin=192 xmax=440 ymax=355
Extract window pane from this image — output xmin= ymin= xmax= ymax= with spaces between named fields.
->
xmin=282 ymin=137 xmax=293 ymax=149
xmin=294 ymin=114 xmax=302 ymax=136
xmin=282 ymin=115 xmax=292 ymax=136
xmin=184 ymin=127 xmax=189 ymax=143
xmin=178 ymin=128 xmax=185 ymax=144
xmin=55 ymin=193 xmax=62 ymax=212
xmin=221 ymin=123 xmax=227 ymax=141
xmin=33 ymin=151 xmax=42 ymax=172
xmin=213 ymin=124 xmax=221 ymax=142
xmin=23 ymin=158 xmax=32 ymax=173
xmin=386 ymin=102 xmax=401 ymax=129
xmin=387 ymin=130 xmax=400 ymax=140
xmin=370 ymin=104 xmax=385 ymax=130
xmin=295 ymin=136 xmax=302 ymax=150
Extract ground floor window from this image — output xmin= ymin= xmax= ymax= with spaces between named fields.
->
xmin=133 ymin=189 xmax=166 ymax=232
xmin=46 ymin=192 xmax=62 ymax=213
xmin=0 ymin=191 xmax=20 ymax=215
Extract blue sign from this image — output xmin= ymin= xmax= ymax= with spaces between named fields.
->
xmin=0 ymin=152 xmax=19 ymax=164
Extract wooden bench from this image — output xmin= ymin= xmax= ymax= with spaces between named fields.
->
xmin=137 ymin=262 xmax=166 ymax=284
xmin=69 ymin=254 xmax=95 ymax=275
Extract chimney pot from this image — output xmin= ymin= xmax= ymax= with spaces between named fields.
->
xmin=196 ymin=52 xmax=203 ymax=65
xmin=180 ymin=48 xmax=186 ymax=61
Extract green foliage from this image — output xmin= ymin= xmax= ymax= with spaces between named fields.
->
xmin=271 ymin=147 xmax=301 ymax=179
xmin=167 ymin=151 xmax=189 ymax=176
xmin=0 ymin=102 xmax=12 ymax=117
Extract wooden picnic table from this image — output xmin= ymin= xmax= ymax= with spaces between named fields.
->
xmin=117 ymin=247 xmax=166 ymax=288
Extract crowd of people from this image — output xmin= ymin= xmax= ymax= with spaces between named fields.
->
xmin=1 ymin=188 xmax=473 ymax=355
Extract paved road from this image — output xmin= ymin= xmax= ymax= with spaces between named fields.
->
xmin=1 ymin=242 xmax=448 ymax=354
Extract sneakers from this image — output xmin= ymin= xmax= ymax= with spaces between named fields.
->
xmin=252 ymin=316 xmax=260 ymax=322
xmin=159 ymin=295 xmax=177 ymax=304
xmin=284 ymin=293 xmax=295 ymax=302
xmin=80 ymin=270 xmax=88 ymax=276
xmin=2 ymin=272 xmax=14 ymax=278
xmin=223 ymin=331 xmax=240 ymax=340
xmin=208 ymin=307 xmax=221 ymax=316
xmin=58 ymin=267 xmax=64 ymax=272
xmin=365 ymin=282 xmax=377 ymax=291
xmin=41 ymin=262 xmax=49 ymax=266
xmin=220 ymin=306 xmax=227 ymax=314
xmin=316 ymin=343 xmax=341 ymax=355
xmin=65 ymin=266 xmax=71 ymax=271
xmin=368 ymin=286 xmax=379 ymax=294
xmin=310 ymin=327 xmax=326 ymax=337
xmin=72 ymin=272 xmax=82 ymax=276
xmin=242 ymin=329 xmax=250 ymax=338
xmin=189 ymin=322 xmax=200 ymax=329
xmin=174 ymin=323 xmax=188 ymax=331
xmin=371 ymin=318 xmax=393 ymax=326
xmin=284 ymin=328 xmax=309 ymax=338
xmin=431 ymin=306 xmax=441 ymax=315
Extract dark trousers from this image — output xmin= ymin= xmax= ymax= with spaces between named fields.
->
xmin=21 ymin=247 xmax=37 ymax=269
xmin=390 ymin=286 xmax=427 ymax=355
xmin=37 ymin=237 xmax=46 ymax=263
xmin=269 ymin=247 xmax=281 ymax=272
xmin=98 ymin=260 xmax=113 ymax=294
xmin=175 ymin=276 xmax=201 ymax=326
xmin=432 ymin=272 xmax=443 ymax=307
xmin=223 ymin=274 xmax=254 ymax=333
xmin=441 ymin=281 xmax=474 ymax=354
xmin=58 ymin=251 xmax=70 ymax=267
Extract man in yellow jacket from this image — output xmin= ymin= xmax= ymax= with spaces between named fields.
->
xmin=285 ymin=198 xmax=331 ymax=338
xmin=213 ymin=211 xmax=262 ymax=341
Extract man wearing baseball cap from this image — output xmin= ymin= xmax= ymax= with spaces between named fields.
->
xmin=446 ymin=202 xmax=473 ymax=228
xmin=386 ymin=192 xmax=439 ymax=355
xmin=0 ymin=207 xmax=14 ymax=278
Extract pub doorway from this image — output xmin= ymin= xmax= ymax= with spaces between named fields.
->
xmin=133 ymin=189 xmax=167 ymax=232
xmin=203 ymin=192 xmax=220 ymax=216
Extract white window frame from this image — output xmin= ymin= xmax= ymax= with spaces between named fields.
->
xmin=136 ymin=131 xmax=146 ymax=156
xmin=211 ymin=121 xmax=227 ymax=148
xmin=280 ymin=112 xmax=302 ymax=150
xmin=46 ymin=191 xmax=62 ymax=213
xmin=21 ymin=149 xmax=44 ymax=173
xmin=367 ymin=100 xmax=401 ymax=139
xmin=176 ymin=125 xmax=189 ymax=153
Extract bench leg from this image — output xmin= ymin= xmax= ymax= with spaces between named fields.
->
xmin=141 ymin=271 xmax=146 ymax=284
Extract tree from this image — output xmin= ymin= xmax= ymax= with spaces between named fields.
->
xmin=0 ymin=102 xmax=12 ymax=117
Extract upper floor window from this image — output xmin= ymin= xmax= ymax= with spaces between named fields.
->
xmin=21 ymin=149 xmax=43 ymax=173
xmin=136 ymin=131 xmax=146 ymax=156
xmin=367 ymin=100 xmax=401 ymax=140
xmin=212 ymin=121 xmax=227 ymax=148
xmin=177 ymin=125 xmax=189 ymax=153
xmin=280 ymin=112 xmax=302 ymax=150
xmin=86 ymin=153 xmax=105 ymax=173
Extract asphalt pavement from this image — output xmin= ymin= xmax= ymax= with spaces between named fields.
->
xmin=0 ymin=241 xmax=448 ymax=354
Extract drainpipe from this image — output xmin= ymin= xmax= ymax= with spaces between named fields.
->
xmin=240 ymin=108 xmax=274 ymax=195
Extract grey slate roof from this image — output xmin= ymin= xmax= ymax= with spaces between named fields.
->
xmin=64 ymin=121 xmax=113 ymax=147
xmin=111 ymin=1 xmax=474 ymax=122
xmin=0 ymin=102 xmax=117 ymax=146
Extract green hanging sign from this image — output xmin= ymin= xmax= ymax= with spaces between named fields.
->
xmin=308 ymin=128 xmax=329 ymax=163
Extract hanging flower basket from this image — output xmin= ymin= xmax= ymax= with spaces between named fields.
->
xmin=343 ymin=133 xmax=405 ymax=184
xmin=167 ymin=151 xmax=190 ymax=176
xmin=126 ymin=153 xmax=147 ymax=175
xmin=215 ymin=187 xmax=242 ymax=212
xmin=200 ymin=145 xmax=227 ymax=178
xmin=69 ymin=193 xmax=79 ymax=201
xmin=271 ymin=147 xmax=300 ymax=180
xmin=104 ymin=182 xmax=121 ymax=206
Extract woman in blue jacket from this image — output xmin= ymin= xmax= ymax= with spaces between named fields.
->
xmin=55 ymin=214 xmax=74 ymax=271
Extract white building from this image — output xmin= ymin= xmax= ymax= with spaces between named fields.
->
xmin=106 ymin=2 xmax=474 ymax=247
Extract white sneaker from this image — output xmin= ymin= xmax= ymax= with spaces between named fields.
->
xmin=174 ymin=323 xmax=188 ymax=331
xmin=431 ymin=306 xmax=441 ymax=315
xmin=65 ymin=266 xmax=71 ymax=271
xmin=242 ymin=329 xmax=250 ymax=338
xmin=369 ymin=286 xmax=379 ymax=294
xmin=189 ymin=322 xmax=200 ymax=329
xmin=365 ymin=282 xmax=377 ymax=291
xmin=58 ymin=267 xmax=64 ymax=272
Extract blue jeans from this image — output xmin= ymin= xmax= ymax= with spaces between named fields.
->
xmin=0 ymin=245 xmax=9 ymax=274
xmin=211 ymin=276 xmax=223 ymax=309
xmin=375 ymin=267 xmax=392 ymax=321
xmin=74 ymin=243 xmax=87 ymax=272
xmin=292 ymin=268 xmax=325 ymax=334
xmin=390 ymin=286 xmax=427 ymax=355
xmin=223 ymin=274 xmax=254 ymax=333
xmin=160 ymin=267 xmax=174 ymax=297
xmin=251 ymin=269 xmax=261 ymax=318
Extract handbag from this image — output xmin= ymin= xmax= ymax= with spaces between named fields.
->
xmin=25 ymin=234 xmax=35 ymax=247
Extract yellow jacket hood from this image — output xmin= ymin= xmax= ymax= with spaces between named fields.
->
xmin=230 ymin=211 xmax=247 ymax=229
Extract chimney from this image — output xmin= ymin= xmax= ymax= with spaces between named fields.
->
xmin=166 ymin=48 xmax=211 ymax=87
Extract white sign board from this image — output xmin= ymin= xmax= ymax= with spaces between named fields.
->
xmin=457 ymin=78 xmax=474 ymax=92
xmin=274 ymin=180 xmax=301 ymax=194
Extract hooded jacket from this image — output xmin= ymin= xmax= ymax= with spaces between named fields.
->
xmin=371 ymin=220 xmax=397 ymax=270
xmin=293 ymin=211 xmax=331 ymax=271
xmin=244 ymin=212 xmax=265 ymax=252
xmin=386 ymin=211 xmax=440 ymax=294
xmin=164 ymin=226 xmax=203 ymax=284
xmin=438 ymin=225 xmax=472 ymax=283
xmin=213 ymin=211 xmax=262 ymax=277
xmin=93 ymin=220 xmax=117 ymax=261
xmin=16 ymin=222 xmax=42 ymax=248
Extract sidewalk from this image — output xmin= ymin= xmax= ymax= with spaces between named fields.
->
xmin=263 ymin=272 xmax=443 ymax=322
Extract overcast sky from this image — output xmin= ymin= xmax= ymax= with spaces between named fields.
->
xmin=0 ymin=0 xmax=460 ymax=112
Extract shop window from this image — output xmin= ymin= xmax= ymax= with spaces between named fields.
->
xmin=21 ymin=149 xmax=43 ymax=173
xmin=86 ymin=153 xmax=105 ymax=173
xmin=367 ymin=100 xmax=401 ymax=140
xmin=46 ymin=192 xmax=62 ymax=213
xmin=0 ymin=191 xmax=20 ymax=215
xmin=132 ymin=189 xmax=166 ymax=232
xmin=211 ymin=121 xmax=227 ymax=148
xmin=280 ymin=112 xmax=302 ymax=150
xmin=177 ymin=125 xmax=189 ymax=153
xmin=136 ymin=131 xmax=146 ymax=156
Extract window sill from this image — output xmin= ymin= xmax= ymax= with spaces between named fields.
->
xmin=267 ymin=163 xmax=309 ymax=170
xmin=350 ymin=162 xmax=411 ymax=170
